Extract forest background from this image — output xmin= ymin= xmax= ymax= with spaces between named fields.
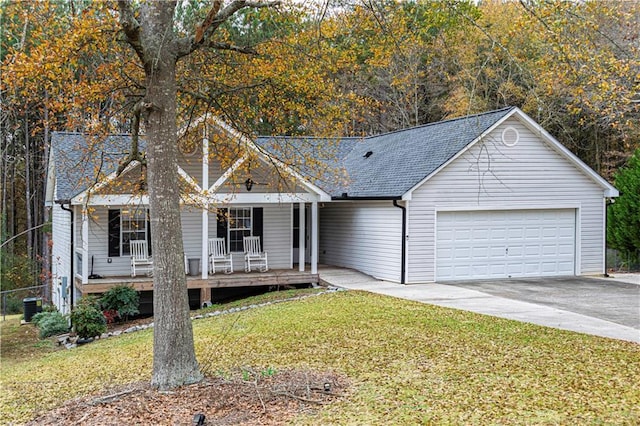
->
xmin=1 ymin=0 xmax=638 ymax=301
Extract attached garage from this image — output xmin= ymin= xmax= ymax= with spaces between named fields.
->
xmin=279 ymin=106 xmax=617 ymax=283
xmin=435 ymin=209 xmax=576 ymax=281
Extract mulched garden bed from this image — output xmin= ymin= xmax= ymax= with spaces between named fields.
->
xmin=27 ymin=369 xmax=348 ymax=425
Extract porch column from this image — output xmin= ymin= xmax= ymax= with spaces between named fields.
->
xmin=298 ymin=202 xmax=305 ymax=271
xmin=81 ymin=208 xmax=89 ymax=284
xmin=311 ymin=201 xmax=318 ymax=274
xmin=201 ymin=130 xmax=209 ymax=280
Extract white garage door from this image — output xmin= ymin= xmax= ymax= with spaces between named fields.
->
xmin=436 ymin=209 xmax=576 ymax=281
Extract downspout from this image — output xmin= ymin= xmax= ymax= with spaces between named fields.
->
xmin=57 ymin=200 xmax=74 ymax=308
xmin=393 ymin=200 xmax=406 ymax=284
xmin=604 ymin=197 xmax=616 ymax=278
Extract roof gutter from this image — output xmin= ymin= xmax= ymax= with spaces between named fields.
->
xmin=55 ymin=199 xmax=75 ymax=310
xmin=332 ymin=194 xmax=402 ymax=201
xmin=393 ymin=200 xmax=407 ymax=285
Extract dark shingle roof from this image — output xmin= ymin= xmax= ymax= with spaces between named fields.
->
xmin=256 ymin=107 xmax=515 ymax=198
xmin=51 ymin=132 xmax=141 ymax=201
xmin=51 ymin=108 xmax=514 ymax=201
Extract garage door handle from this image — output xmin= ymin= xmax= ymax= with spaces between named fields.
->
xmin=506 ymin=247 xmax=509 ymax=255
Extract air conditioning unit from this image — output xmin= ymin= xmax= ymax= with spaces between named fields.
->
xmin=23 ymin=297 xmax=43 ymax=322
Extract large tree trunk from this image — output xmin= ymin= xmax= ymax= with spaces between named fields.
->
xmin=138 ymin=3 xmax=202 ymax=390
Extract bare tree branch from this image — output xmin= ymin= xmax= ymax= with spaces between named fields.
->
xmin=205 ymin=41 xmax=258 ymax=55
xmin=117 ymin=0 xmax=145 ymax=62
xmin=176 ymin=0 xmax=280 ymax=58
xmin=116 ymin=100 xmax=148 ymax=176
xmin=194 ymin=0 xmax=223 ymax=44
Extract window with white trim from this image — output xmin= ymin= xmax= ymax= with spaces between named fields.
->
xmin=121 ymin=209 xmax=149 ymax=256
xmin=228 ymin=207 xmax=252 ymax=252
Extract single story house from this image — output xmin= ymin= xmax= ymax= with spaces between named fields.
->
xmin=45 ymin=116 xmax=329 ymax=314
xmin=45 ymin=107 xmax=617 ymax=312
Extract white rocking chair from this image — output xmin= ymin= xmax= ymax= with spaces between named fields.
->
xmin=243 ymin=236 xmax=268 ymax=272
xmin=208 ymin=237 xmax=233 ymax=274
xmin=130 ymin=240 xmax=153 ymax=277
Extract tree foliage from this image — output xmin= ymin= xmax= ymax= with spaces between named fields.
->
xmin=608 ymin=148 xmax=640 ymax=261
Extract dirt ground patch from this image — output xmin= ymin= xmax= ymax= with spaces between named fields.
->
xmin=26 ymin=370 xmax=348 ymax=425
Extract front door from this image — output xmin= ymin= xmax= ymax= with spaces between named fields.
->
xmin=293 ymin=204 xmax=311 ymax=264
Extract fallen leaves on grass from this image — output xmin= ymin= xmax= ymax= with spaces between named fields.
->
xmin=3 ymin=292 xmax=639 ymax=425
xmin=26 ymin=369 xmax=348 ymax=426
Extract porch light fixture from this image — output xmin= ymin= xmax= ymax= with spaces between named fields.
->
xmin=245 ymin=178 xmax=254 ymax=191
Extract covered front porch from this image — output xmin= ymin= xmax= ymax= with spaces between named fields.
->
xmin=73 ymin=198 xmax=321 ymax=290
xmin=78 ymin=267 xmax=319 ymax=306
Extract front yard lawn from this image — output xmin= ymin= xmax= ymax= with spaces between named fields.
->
xmin=1 ymin=290 xmax=638 ymax=424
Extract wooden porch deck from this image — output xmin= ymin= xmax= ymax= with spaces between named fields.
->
xmin=78 ymin=269 xmax=319 ymax=295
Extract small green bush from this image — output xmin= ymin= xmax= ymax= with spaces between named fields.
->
xmin=70 ymin=297 xmax=106 ymax=339
xmin=31 ymin=311 xmax=47 ymax=326
xmin=99 ymin=285 xmax=139 ymax=322
xmin=32 ymin=311 xmax=69 ymax=338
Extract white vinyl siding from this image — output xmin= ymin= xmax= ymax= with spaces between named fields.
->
xmin=181 ymin=207 xmax=202 ymax=270
xmin=320 ymin=201 xmax=402 ymax=282
xmin=51 ymin=201 xmax=71 ymax=311
xmin=178 ymin=157 xmax=226 ymax=191
xmin=83 ymin=204 xmax=292 ymax=277
xmin=407 ymin=117 xmax=606 ymax=282
xmin=85 ymin=207 xmax=130 ymax=277
xmin=262 ymin=204 xmax=292 ymax=270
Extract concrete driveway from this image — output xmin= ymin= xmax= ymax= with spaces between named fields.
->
xmin=443 ymin=276 xmax=640 ymax=329
xmin=319 ymin=267 xmax=640 ymax=343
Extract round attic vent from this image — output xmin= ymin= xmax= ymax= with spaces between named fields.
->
xmin=501 ymin=126 xmax=519 ymax=147
xmin=178 ymin=138 xmax=198 ymax=156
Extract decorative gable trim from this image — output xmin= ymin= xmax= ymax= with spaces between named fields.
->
xmin=402 ymin=107 xmax=618 ymax=200
xmin=71 ymin=160 xmax=141 ymax=204
xmin=201 ymin=115 xmax=332 ymax=202
xmin=510 ymin=108 xmax=618 ymax=198
xmin=45 ymin=148 xmax=56 ymax=207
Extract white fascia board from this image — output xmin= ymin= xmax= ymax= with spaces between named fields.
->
xmin=402 ymin=107 xmax=619 ymax=200
xmin=205 ymin=115 xmax=332 ymax=202
xmin=80 ymin=192 xmax=319 ymax=206
xmin=250 ymin=148 xmax=332 ymax=202
xmin=512 ymin=108 xmax=619 ymax=198
xmin=75 ymin=194 xmax=149 ymax=206
xmin=200 ymin=192 xmax=320 ymax=204
xmin=178 ymin=166 xmax=202 ymax=193
xmin=209 ymin=154 xmax=248 ymax=193
xmin=45 ymin=148 xmax=56 ymax=205
xmin=70 ymin=160 xmax=141 ymax=205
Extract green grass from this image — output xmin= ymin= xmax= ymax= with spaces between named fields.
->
xmin=0 ymin=315 xmax=59 ymax=364
xmin=2 ymin=291 xmax=639 ymax=424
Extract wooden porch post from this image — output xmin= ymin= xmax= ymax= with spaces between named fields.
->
xmin=81 ymin=208 xmax=89 ymax=284
xmin=298 ymin=202 xmax=305 ymax=271
xmin=311 ymin=201 xmax=318 ymax=274
xmin=201 ymin=130 xmax=209 ymax=280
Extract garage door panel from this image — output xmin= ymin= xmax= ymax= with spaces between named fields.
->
xmin=558 ymin=245 xmax=574 ymax=256
xmin=436 ymin=209 xmax=576 ymax=281
xmin=473 ymin=229 xmax=490 ymax=239
xmin=454 ymin=247 xmax=471 ymax=259
xmin=472 ymin=264 xmax=489 ymax=276
xmin=490 ymin=229 xmax=507 ymax=240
